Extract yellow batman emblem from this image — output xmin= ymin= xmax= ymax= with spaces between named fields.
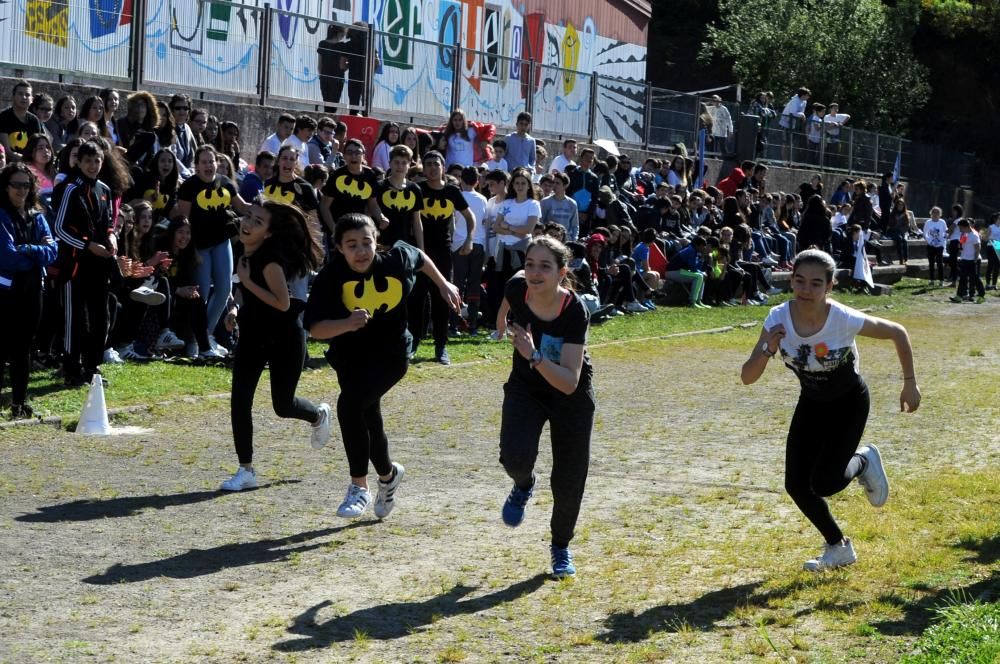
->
xmin=381 ymin=188 xmax=417 ymax=212
xmin=264 ymin=185 xmax=295 ymax=205
xmin=423 ymin=198 xmax=455 ymax=220
xmin=335 ymin=174 xmax=373 ymax=199
xmin=143 ymin=189 xmax=169 ymax=210
xmin=196 ymin=186 xmax=231 ymax=211
xmin=342 ymin=275 xmax=403 ymax=316
xmin=9 ymin=131 xmax=29 ymax=151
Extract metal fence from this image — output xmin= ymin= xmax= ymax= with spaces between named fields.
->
xmin=0 ymin=0 xmax=976 ymax=187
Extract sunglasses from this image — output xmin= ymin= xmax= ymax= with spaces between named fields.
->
xmin=8 ymin=181 xmax=32 ymax=190
xmin=38 ymin=107 xmax=53 ymax=112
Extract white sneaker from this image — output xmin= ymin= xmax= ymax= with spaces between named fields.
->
xmin=803 ymin=538 xmax=857 ymax=572
xmin=220 ymin=467 xmax=257 ymax=491
xmin=373 ymin=463 xmax=405 ymax=519
xmin=857 ymin=444 xmax=889 ymax=507
xmin=199 ymin=347 xmax=226 ymax=360
xmin=130 ymin=286 xmax=166 ymax=306
xmin=310 ymin=403 xmax=332 ymax=450
xmin=336 ymin=484 xmax=371 ymax=519
xmin=625 ymin=301 xmax=647 ymax=313
xmin=103 ymin=348 xmax=124 ymax=365
xmin=208 ymin=335 xmax=230 ymax=357
xmin=155 ymin=328 xmax=185 ymax=351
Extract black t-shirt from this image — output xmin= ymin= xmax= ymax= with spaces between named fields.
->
xmin=376 ymin=179 xmax=423 ymax=247
xmin=237 ymin=243 xmax=299 ymax=337
xmin=304 ymin=241 xmax=424 ymax=364
xmin=504 ymin=275 xmax=592 ymax=393
xmin=322 ymin=166 xmax=379 ymax=221
xmin=263 ymin=176 xmax=320 ymax=212
xmin=127 ymin=172 xmax=175 ymax=213
xmin=177 ymin=174 xmax=238 ymax=249
xmin=419 ymin=182 xmax=468 ymax=251
xmin=0 ymin=108 xmax=44 ymax=152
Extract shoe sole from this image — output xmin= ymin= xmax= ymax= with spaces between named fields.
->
xmin=803 ymin=557 xmax=856 ymax=572
xmin=551 ymin=569 xmax=576 ymax=579
xmin=220 ymin=481 xmax=257 ymax=492
xmin=860 ymin=444 xmax=889 ymax=507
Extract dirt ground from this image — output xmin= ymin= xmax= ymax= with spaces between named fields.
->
xmin=2 ymin=297 xmax=999 ymax=663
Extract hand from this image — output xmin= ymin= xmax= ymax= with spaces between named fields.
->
xmin=107 ymin=234 xmax=118 ymax=255
xmin=224 ymin=309 xmax=238 ymax=332
xmin=89 ymin=242 xmax=112 ymax=258
xmin=147 ymin=251 xmax=169 ymax=268
xmin=509 ymin=322 xmax=536 ymax=361
xmin=764 ymin=324 xmax=786 ymax=354
xmin=236 ymin=255 xmax=250 ymax=283
xmin=177 ymin=285 xmax=199 ymax=299
xmin=609 ymin=264 xmax=620 ymax=276
xmin=900 ymin=380 xmax=921 ymax=413
xmin=459 ymin=239 xmax=473 ymax=256
xmin=344 ymin=308 xmax=370 ymax=332
xmin=116 ymin=256 xmax=132 ymax=275
xmin=439 ymin=281 xmax=462 ymax=313
xmin=378 ymin=216 xmax=389 ymax=231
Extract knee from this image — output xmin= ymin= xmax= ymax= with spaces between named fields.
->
xmin=271 ymin=398 xmax=297 ymax=419
xmin=784 ymin=473 xmax=811 ymax=501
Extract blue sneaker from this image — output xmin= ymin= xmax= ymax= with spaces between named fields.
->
xmin=501 ymin=475 xmax=535 ymax=527
xmin=642 ymin=299 xmax=657 ymax=311
xmin=550 ymin=545 xmax=576 ymax=578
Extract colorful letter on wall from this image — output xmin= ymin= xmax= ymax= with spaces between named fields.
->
xmin=383 ymin=0 xmax=420 ymax=71
xmin=461 ymin=0 xmax=483 ymax=93
xmin=26 ymin=0 xmax=68 ymax=47
xmin=436 ymin=0 xmax=459 ymax=83
xmin=562 ymin=22 xmax=579 ymax=95
xmin=207 ymin=2 xmax=232 ymax=42
xmin=520 ymin=11 xmax=543 ymax=98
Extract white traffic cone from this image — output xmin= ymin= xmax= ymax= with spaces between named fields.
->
xmin=77 ymin=374 xmax=111 ymax=435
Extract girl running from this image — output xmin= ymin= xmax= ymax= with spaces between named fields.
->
xmin=496 ymin=236 xmax=595 ymax=579
xmin=741 ymin=249 xmax=921 ymax=571
xmin=304 ymin=214 xmax=461 ymax=519
xmin=221 ymin=201 xmax=330 ymax=491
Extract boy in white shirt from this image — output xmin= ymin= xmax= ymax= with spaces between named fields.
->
xmin=950 ymin=218 xmax=985 ymax=303
xmin=483 ymin=139 xmax=508 ymax=172
xmin=922 ymin=206 xmax=948 ymax=286
xmin=453 ymin=166 xmax=489 ymax=333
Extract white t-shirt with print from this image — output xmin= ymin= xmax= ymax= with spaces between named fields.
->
xmin=764 ymin=299 xmax=867 ymax=401
xmin=497 ymin=198 xmax=541 ymax=247
xmin=959 ymin=230 xmax=981 ymax=260
xmin=923 ymin=218 xmax=948 ymax=248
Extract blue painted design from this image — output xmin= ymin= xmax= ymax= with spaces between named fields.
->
xmin=155 ymin=41 xmax=166 ymax=59
xmin=145 ymin=0 xmax=164 ymax=25
xmin=539 ymin=334 xmax=564 ymax=364
xmin=69 ymin=22 xmax=130 ymax=53
xmin=190 ymin=45 xmax=255 ymax=74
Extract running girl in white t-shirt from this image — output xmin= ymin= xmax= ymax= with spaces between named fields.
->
xmin=741 ymin=249 xmax=921 ymax=572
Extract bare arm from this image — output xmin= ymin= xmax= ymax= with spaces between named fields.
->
xmin=741 ymin=324 xmax=785 ymax=385
xmin=232 ymin=194 xmax=252 ymax=216
xmin=237 ymin=259 xmax=290 ymax=312
xmin=858 ymin=315 xmax=920 ymax=412
xmin=459 ymin=208 xmax=475 ymax=255
xmin=309 ymin=309 xmax=369 ymax=340
xmin=319 ymin=195 xmax=335 ymax=234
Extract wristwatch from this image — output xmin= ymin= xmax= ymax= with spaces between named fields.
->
xmin=530 ymin=349 xmax=543 ymax=368
xmin=761 ymin=341 xmax=776 ymax=358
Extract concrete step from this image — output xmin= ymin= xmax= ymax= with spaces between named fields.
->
xmin=768 ymin=257 xmax=987 ymax=289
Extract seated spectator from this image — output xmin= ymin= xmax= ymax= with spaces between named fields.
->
xmin=664 ymin=234 xmax=711 ymax=308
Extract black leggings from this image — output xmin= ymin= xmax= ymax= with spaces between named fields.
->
xmin=927 ymin=246 xmax=945 ymax=283
xmin=230 ymin=326 xmax=318 ymax=465
xmin=785 ymin=382 xmax=869 ymax=545
xmin=335 ymin=352 xmax=408 ymax=478
xmin=408 ymin=247 xmax=452 ymax=351
xmin=499 ymin=375 xmax=595 ymax=548
xmin=0 ymin=280 xmax=42 ymax=405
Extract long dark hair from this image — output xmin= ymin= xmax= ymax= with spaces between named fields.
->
xmin=159 ymin=216 xmax=200 ymax=275
xmin=376 ymin=121 xmax=400 ymax=146
xmin=77 ymin=96 xmax=110 ymax=137
xmin=56 ymin=138 xmax=84 ymax=177
xmin=94 ymin=138 xmax=132 ymax=196
xmin=0 ymin=162 xmax=41 ymax=212
xmin=145 ymin=148 xmax=180 ymax=194
xmin=260 ymin=201 xmax=324 ymax=278
xmin=23 ymin=133 xmax=56 ymax=179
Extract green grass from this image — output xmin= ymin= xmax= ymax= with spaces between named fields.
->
xmin=902 ymin=599 xmax=1000 ymax=663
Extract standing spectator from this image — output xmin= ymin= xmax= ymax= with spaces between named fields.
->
xmin=950 ymin=218 xmax=985 ymax=303
xmin=709 ymin=95 xmax=733 ymax=152
xmin=505 ymin=112 xmax=536 ymax=170
xmin=797 ymin=194 xmax=832 ymax=253
xmin=318 ymin=138 xmax=383 ymax=236
xmin=923 ymin=206 xmax=947 ymax=286
xmin=308 ymin=117 xmax=340 ymax=168
xmin=260 ymin=113 xmax=295 ymax=158
xmin=806 ymin=103 xmax=826 ymax=160
xmin=214 ymin=120 xmax=242 ymax=168
xmin=453 ymin=166 xmax=488 ymax=333
xmin=22 ymin=134 xmax=56 ymax=198
xmin=541 ymin=172 xmax=579 ymax=241
xmin=99 ymin=88 xmax=121 ymax=146
xmin=748 ymin=91 xmax=776 ymax=156
xmin=945 ymin=204 xmax=964 ymax=286
xmin=375 ymin=144 xmax=423 ymax=249
xmin=263 ymin=145 xmax=321 ymax=219
xmin=549 ymin=139 xmax=577 ymax=174
xmin=371 ymin=121 xmax=401 ymax=172
xmin=830 ymin=179 xmax=852 ymax=206
xmin=779 ymin=87 xmax=810 ymax=130
xmin=127 ymin=148 xmax=180 ymax=216
xmin=877 ymin=173 xmax=894 ymax=231
xmin=345 ymin=22 xmax=371 ymax=114
xmin=0 ymin=80 xmax=44 ymax=154
xmin=824 ymin=102 xmax=851 ymax=152
xmin=239 ymin=151 xmax=275 ymax=203
xmin=117 ymin=91 xmax=159 ymax=165
xmin=484 ymin=139 xmax=508 ymax=171
xmin=437 ymin=110 xmax=480 ymax=168
xmin=282 ymin=115 xmax=317 ymax=171
xmin=317 ymin=24 xmax=350 ymax=114
xmin=984 ymin=212 xmax=1000 ymax=290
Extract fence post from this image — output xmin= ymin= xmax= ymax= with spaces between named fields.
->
xmin=847 ymin=127 xmax=854 ymax=175
xmin=257 ymin=4 xmax=273 ymax=107
xmin=451 ymin=42 xmax=462 ymax=114
xmin=526 ymin=58 xmax=536 ymax=115
xmin=587 ymin=74 xmax=599 ymax=142
xmin=692 ymin=95 xmax=701 ymax=152
xmin=128 ymin=0 xmax=147 ymax=91
xmin=364 ymin=23 xmax=376 ymax=117
xmin=819 ymin=119 xmax=826 ymax=170
xmin=874 ymin=132 xmax=880 ymax=176
xmin=642 ymin=81 xmax=652 ymax=150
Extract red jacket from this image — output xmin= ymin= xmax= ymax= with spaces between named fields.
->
xmin=717 ymin=167 xmax=745 ymax=199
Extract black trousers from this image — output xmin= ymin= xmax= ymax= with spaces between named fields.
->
xmin=984 ymin=244 xmax=999 ymax=286
xmin=230 ymin=326 xmax=318 ymax=465
xmin=0 ymin=278 xmax=43 ymax=404
xmin=170 ymin=293 xmax=210 ymax=352
xmin=408 ymin=246 xmax=451 ymax=351
xmin=947 ymin=239 xmax=961 ymax=282
xmin=927 ymin=246 xmax=945 ymax=283
xmin=334 ymin=351 xmax=408 ymax=478
xmin=785 ymin=382 xmax=869 ymax=545
xmin=958 ymin=259 xmax=985 ymax=298
xmin=62 ymin=265 xmax=111 ymax=379
xmin=499 ymin=375 xmax=595 ymax=548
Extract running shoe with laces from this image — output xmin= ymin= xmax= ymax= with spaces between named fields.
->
xmin=310 ymin=403 xmax=332 ymax=450
xmin=336 ymin=484 xmax=372 ymax=519
xmin=120 ymin=343 xmax=151 ymax=361
xmin=502 ymin=474 xmax=535 ymax=527
xmin=625 ymin=301 xmax=647 ymax=314
xmin=208 ymin=335 xmax=230 ymax=357
xmin=130 ymin=286 xmax=166 ymax=306
xmin=199 ymin=347 xmax=226 ymax=361
xmin=856 ymin=444 xmax=889 ymax=507
xmin=803 ymin=538 xmax=857 ymax=572
xmin=550 ymin=545 xmax=576 ymax=578
xmin=373 ymin=462 xmax=405 ymax=519
xmin=103 ymin=347 xmax=125 ymax=365
xmin=220 ymin=467 xmax=258 ymax=491
xmin=155 ymin=328 xmax=185 ymax=351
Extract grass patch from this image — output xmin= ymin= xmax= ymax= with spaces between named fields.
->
xmin=901 ymin=598 xmax=1000 ymax=663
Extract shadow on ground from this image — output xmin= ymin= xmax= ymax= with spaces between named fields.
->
xmin=82 ymin=521 xmax=373 ymax=584
xmin=15 ymin=480 xmax=301 ymax=522
xmin=272 ymin=574 xmax=548 ymax=651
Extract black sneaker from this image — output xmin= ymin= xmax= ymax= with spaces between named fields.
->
xmin=435 ymin=346 xmax=451 ymax=365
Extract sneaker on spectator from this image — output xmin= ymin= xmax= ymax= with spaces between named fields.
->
xmin=550 ymin=545 xmax=576 ymax=578
xmin=336 ymin=484 xmax=372 ymax=519
xmin=625 ymin=301 xmax=647 ymax=313
xmin=803 ymin=538 xmax=857 ymax=572
xmin=208 ymin=335 xmax=230 ymax=357
xmin=120 ymin=343 xmax=151 ymax=361
xmin=856 ymin=444 xmax=889 ymax=507
xmin=199 ymin=347 xmax=226 ymax=361
xmin=220 ymin=467 xmax=257 ymax=491
xmin=310 ymin=402 xmax=332 ymax=450
xmin=949 ymin=296 xmax=963 ymax=303
xmin=761 ymin=256 xmax=779 ymax=267
xmin=611 ymin=307 xmax=625 ymax=317
xmin=641 ymin=299 xmax=657 ymax=311
xmin=130 ymin=286 xmax=166 ymax=306
xmin=435 ymin=345 xmax=451 ymax=365
xmin=373 ymin=462 xmax=405 ymax=519
xmin=767 ymin=286 xmax=783 ymax=296
xmin=103 ymin=347 xmax=124 ymax=365
xmin=155 ymin=328 xmax=185 ymax=351
xmin=694 ymin=302 xmax=712 ymax=309
xmin=502 ymin=474 xmax=535 ymax=527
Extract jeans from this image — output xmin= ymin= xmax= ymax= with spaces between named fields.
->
xmin=957 ymin=259 xmax=985 ymax=299
xmin=196 ymin=240 xmax=233 ymax=339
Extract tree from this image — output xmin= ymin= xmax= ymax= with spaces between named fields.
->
xmin=699 ymin=0 xmax=930 ymax=134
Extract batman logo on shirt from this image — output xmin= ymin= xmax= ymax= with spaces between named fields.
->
xmin=335 ymin=174 xmax=373 ymax=199
xmin=264 ymin=185 xmax=295 ymax=205
xmin=423 ymin=198 xmax=454 ymax=220
xmin=381 ymin=188 xmax=417 ymax=212
xmin=9 ymin=131 xmax=28 ymax=151
xmin=196 ymin=186 xmax=231 ymax=211
xmin=342 ymin=275 xmax=403 ymax=316
xmin=143 ymin=189 xmax=169 ymax=210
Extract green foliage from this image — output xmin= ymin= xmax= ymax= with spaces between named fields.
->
xmin=921 ymin=0 xmax=1000 ymax=36
xmin=700 ymin=0 xmax=931 ymax=133
xmin=902 ymin=598 xmax=1000 ymax=663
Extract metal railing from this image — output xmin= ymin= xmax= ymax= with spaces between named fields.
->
xmin=0 ymin=0 xmax=976 ymax=187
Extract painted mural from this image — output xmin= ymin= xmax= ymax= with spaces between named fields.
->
xmin=1 ymin=0 xmax=648 ymax=142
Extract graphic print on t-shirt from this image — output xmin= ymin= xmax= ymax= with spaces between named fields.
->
xmin=143 ymin=188 xmax=169 ymax=210
xmin=381 ymin=187 xmax=418 ymax=212
xmin=423 ymin=196 xmax=455 ymax=220
xmin=263 ymin=184 xmax=295 ymax=205
xmin=342 ymin=274 xmax=403 ymax=316
xmin=196 ymin=186 xmax=231 ymax=211
xmin=539 ymin=334 xmax=564 ymax=364
xmin=333 ymin=172 xmax=373 ymax=199
xmin=9 ymin=130 xmax=29 ymax=151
